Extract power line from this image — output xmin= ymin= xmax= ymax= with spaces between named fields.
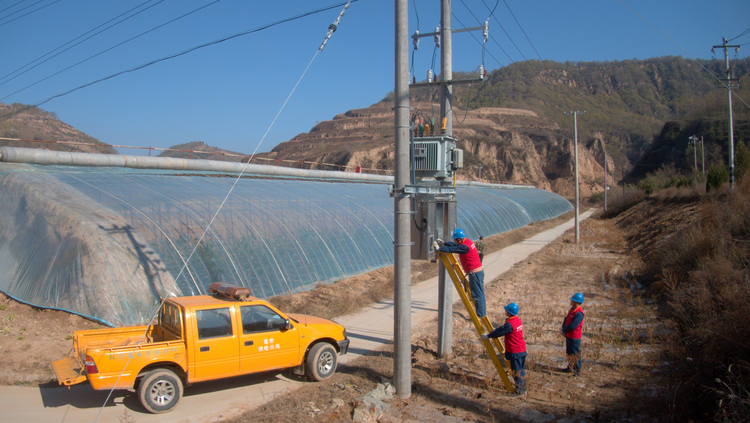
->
xmin=0 ymin=0 xmax=61 ymax=27
xmin=451 ymin=12 xmax=506 ymax=67
xmin=0 ymin=0 xmax=28 ymax=16
xmin=0 ymin=0 xmax=163 ymax=86
xmin=460 ymin=0 xmax=525 ymax=61
xmin=0 ymin=0 xmax=360 ymax=119
xmin=0 ymin=0 xmax=43 ymax=21
xmin=497 ymin=0 xmax=542 ymax=60
xmin=1 ymin=0 xmax=221 ymax=101
xmin=728 ymin=25 xmax=750 ymax=42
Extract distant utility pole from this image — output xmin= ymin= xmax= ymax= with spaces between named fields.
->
xmin=603 ymin=151 xmax=608 ymax=213
xmin=476 ymin=164 xmax=483 ymax=180
xmin=564 ymin=111 xmax=585 ymax=243
xmin=712 ymin=37 xmax=741 ymax=190
xmin=702 ymin=136 xmax=705 ymax=175
xmin=689 ymin=135 xmax=698 ymax=172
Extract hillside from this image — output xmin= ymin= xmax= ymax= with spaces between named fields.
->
xmin=260 ymin=56 xmax=750 ymax=195
xmin=442 ymin=56 xmax=750 ymax=169
xmin=0 ymin=102 xmax=115 ymax=154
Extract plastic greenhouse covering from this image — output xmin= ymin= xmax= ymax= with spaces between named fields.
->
xmin=0 ymin=163 xmax=572 ymax=326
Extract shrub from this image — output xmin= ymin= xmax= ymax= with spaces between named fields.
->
xmin=638 ymin=176 xmax=656 ymax=195
xmin=706 ymin=164 xmax=729 ymax=191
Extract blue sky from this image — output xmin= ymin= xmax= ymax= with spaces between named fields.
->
xmin=1 ymin=0 xmax=749 ymax=156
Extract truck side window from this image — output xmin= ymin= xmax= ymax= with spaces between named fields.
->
xmin=196 ymin=308 xmax=233 ymax=339
xmin=241 ymin=305 xmax=287 ymax=334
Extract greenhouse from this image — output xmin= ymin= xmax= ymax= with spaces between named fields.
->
xmin=0 ymin=147 xmax=572 ymax=326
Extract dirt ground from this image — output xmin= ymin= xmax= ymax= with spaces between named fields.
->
xmin=232 ymin=208 xmax=671 ymax=423
xmin=0 ymin=205 xmax=672 ymax=422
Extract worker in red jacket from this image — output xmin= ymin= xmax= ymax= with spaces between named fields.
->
xmin=561 ymin=292 xmax=585 ymax=376
xmin=481 ymin=302 xmax=527 ymax=395
xmin=435 ymin=228 xmax=486 ymax=318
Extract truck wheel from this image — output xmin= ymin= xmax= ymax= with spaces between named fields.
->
xmin=138 ymin=369 xmax=183 ymax=414
xmin=306 ymin=343 xmax=337 ymax=381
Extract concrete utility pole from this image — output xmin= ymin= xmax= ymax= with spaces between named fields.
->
xmin=689 ymin=135 xmax=698 ymax=172
xmin=604 ymin=152 xmax=608 ymax=213
xmin=712 ymin=37 xmax=741 ymax=190
xmin=702 ymin=136 xmax=705 ymax=175
xmin=564 ymin=111 xmax=585 ymax=243
xmin=393 ymin=0 xmax=411 ymax=398
xmin=436 ymin=0 xmax=453 ymax=359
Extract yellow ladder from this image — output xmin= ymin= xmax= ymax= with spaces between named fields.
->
xmin=437 ymin=250 xmax=516 ymax=393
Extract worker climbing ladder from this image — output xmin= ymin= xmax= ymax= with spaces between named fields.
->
xmin=436 ymin=250 xmax=517 ymax=393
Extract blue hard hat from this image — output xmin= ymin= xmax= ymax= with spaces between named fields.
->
xmin=504 ymin=302 xmax=519 ymax=316
xmin=570 ymin=292 xmax=584 ymax=304
xmin=451 ymin=228 xmax=465 ymax=240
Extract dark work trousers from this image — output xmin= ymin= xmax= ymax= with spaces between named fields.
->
xmin=468 ymin=270 xmax=486 ymax=318
xmin=505 ymin=352 xmax=527 ymax=394
xmin=566 ymin=337 xmax=582 ymax=375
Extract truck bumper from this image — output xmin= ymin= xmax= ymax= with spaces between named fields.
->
xmin=338 ymin=338 xmax=350 ymax=355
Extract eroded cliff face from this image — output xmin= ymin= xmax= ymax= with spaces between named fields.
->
xmin=267 ymin=101 xmax=614 ymax=198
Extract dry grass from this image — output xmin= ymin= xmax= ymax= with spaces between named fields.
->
xmin=616 ymin=176 xmax=750 ymax=422
xmin=228 ymin=209 xmax=675 ymax=423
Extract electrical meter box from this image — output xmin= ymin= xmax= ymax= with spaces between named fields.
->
xmin=412 ymin=136 xmax=463 ymax=180
xmin=411 ymin=196 xmax=456 ymax=261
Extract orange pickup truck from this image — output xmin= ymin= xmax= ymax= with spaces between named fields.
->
xmin=51 ymin=283 xmax=350 ymax=413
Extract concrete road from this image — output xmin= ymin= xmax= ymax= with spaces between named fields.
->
xmin=0 ymin=210 xmax=594 ymax=423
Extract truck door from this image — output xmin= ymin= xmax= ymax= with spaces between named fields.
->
xmin=239 ymin=305 xmax=300 ymax=373
xmin=192 ymin=307 xmax=240 ymax=380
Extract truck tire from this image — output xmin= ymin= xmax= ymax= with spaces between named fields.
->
xmin=306 ymin=343 xmax=337 ymax=381
xmin=138 ymin=369 xmax=183 ymax=414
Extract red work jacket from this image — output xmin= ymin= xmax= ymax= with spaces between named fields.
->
xmin=564 ymin=306 xmax=584 ymax=339
xmin=457 ymin=238 xmax=482 ymax=273
xmin=504 ymin=315 xmax=526 ymax=353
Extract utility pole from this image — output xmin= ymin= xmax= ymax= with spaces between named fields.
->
xmin=564 ymin=111 xmax=585 ymax=243
xmin=476 ymin=164 xmax=483 ymax=180
xmin=712 ymin=37 xmax=741 ymax=190
xmin=393 ymin=0 xmax=411 ymax=398
xmin=702 ymin=136 xmax=705 ymax=175
xmin=689 ymin=135 xmax=698 ymax=172
xmin=409 ymin=0 xmax=485 ymax=359
xmin=604 ymin=152 xmax=608 ymax=213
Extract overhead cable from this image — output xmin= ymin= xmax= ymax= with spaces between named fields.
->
xmin=1 ymin=0 xmax=358 ymax=115
xmin=0 ymin=0 xmax=164 ymax=86
xmin=93 ymin=2 xmax=355 ymax=421
xmin=0 ymin=0 xmax=27 ymax=16
xmin=452 ymin=12 xmax=506 ymax=66
xmin=491 ymin=0 xmax=542 ymax=60
xmin=460 ymin=0 xmax=524 ymax=61
xmin=0 ymin=0 xmax=61 ymax=27
xmin=1 ymin=0 xmax=220 ymax=101
xmin=728 ymin=25 xmax=750 ymax=42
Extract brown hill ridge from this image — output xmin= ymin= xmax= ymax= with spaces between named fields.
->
xmin=262 ymin=100 xmax=614 ymax=197
xmin=0 ymin=102 xmax=114 ymax=154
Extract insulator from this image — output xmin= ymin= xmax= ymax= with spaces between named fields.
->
xmin=483 ymin=20 xmax=489 ymax=43
xmin=478 ymin=65 xmax=484 ymax=80
xmin=427 ymin=69 xmax=433 ymax=83
xmin=434 ymin=26 xmax=440 ymax=47
xmin=413 ymin=30 xmax=420 ymax=50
